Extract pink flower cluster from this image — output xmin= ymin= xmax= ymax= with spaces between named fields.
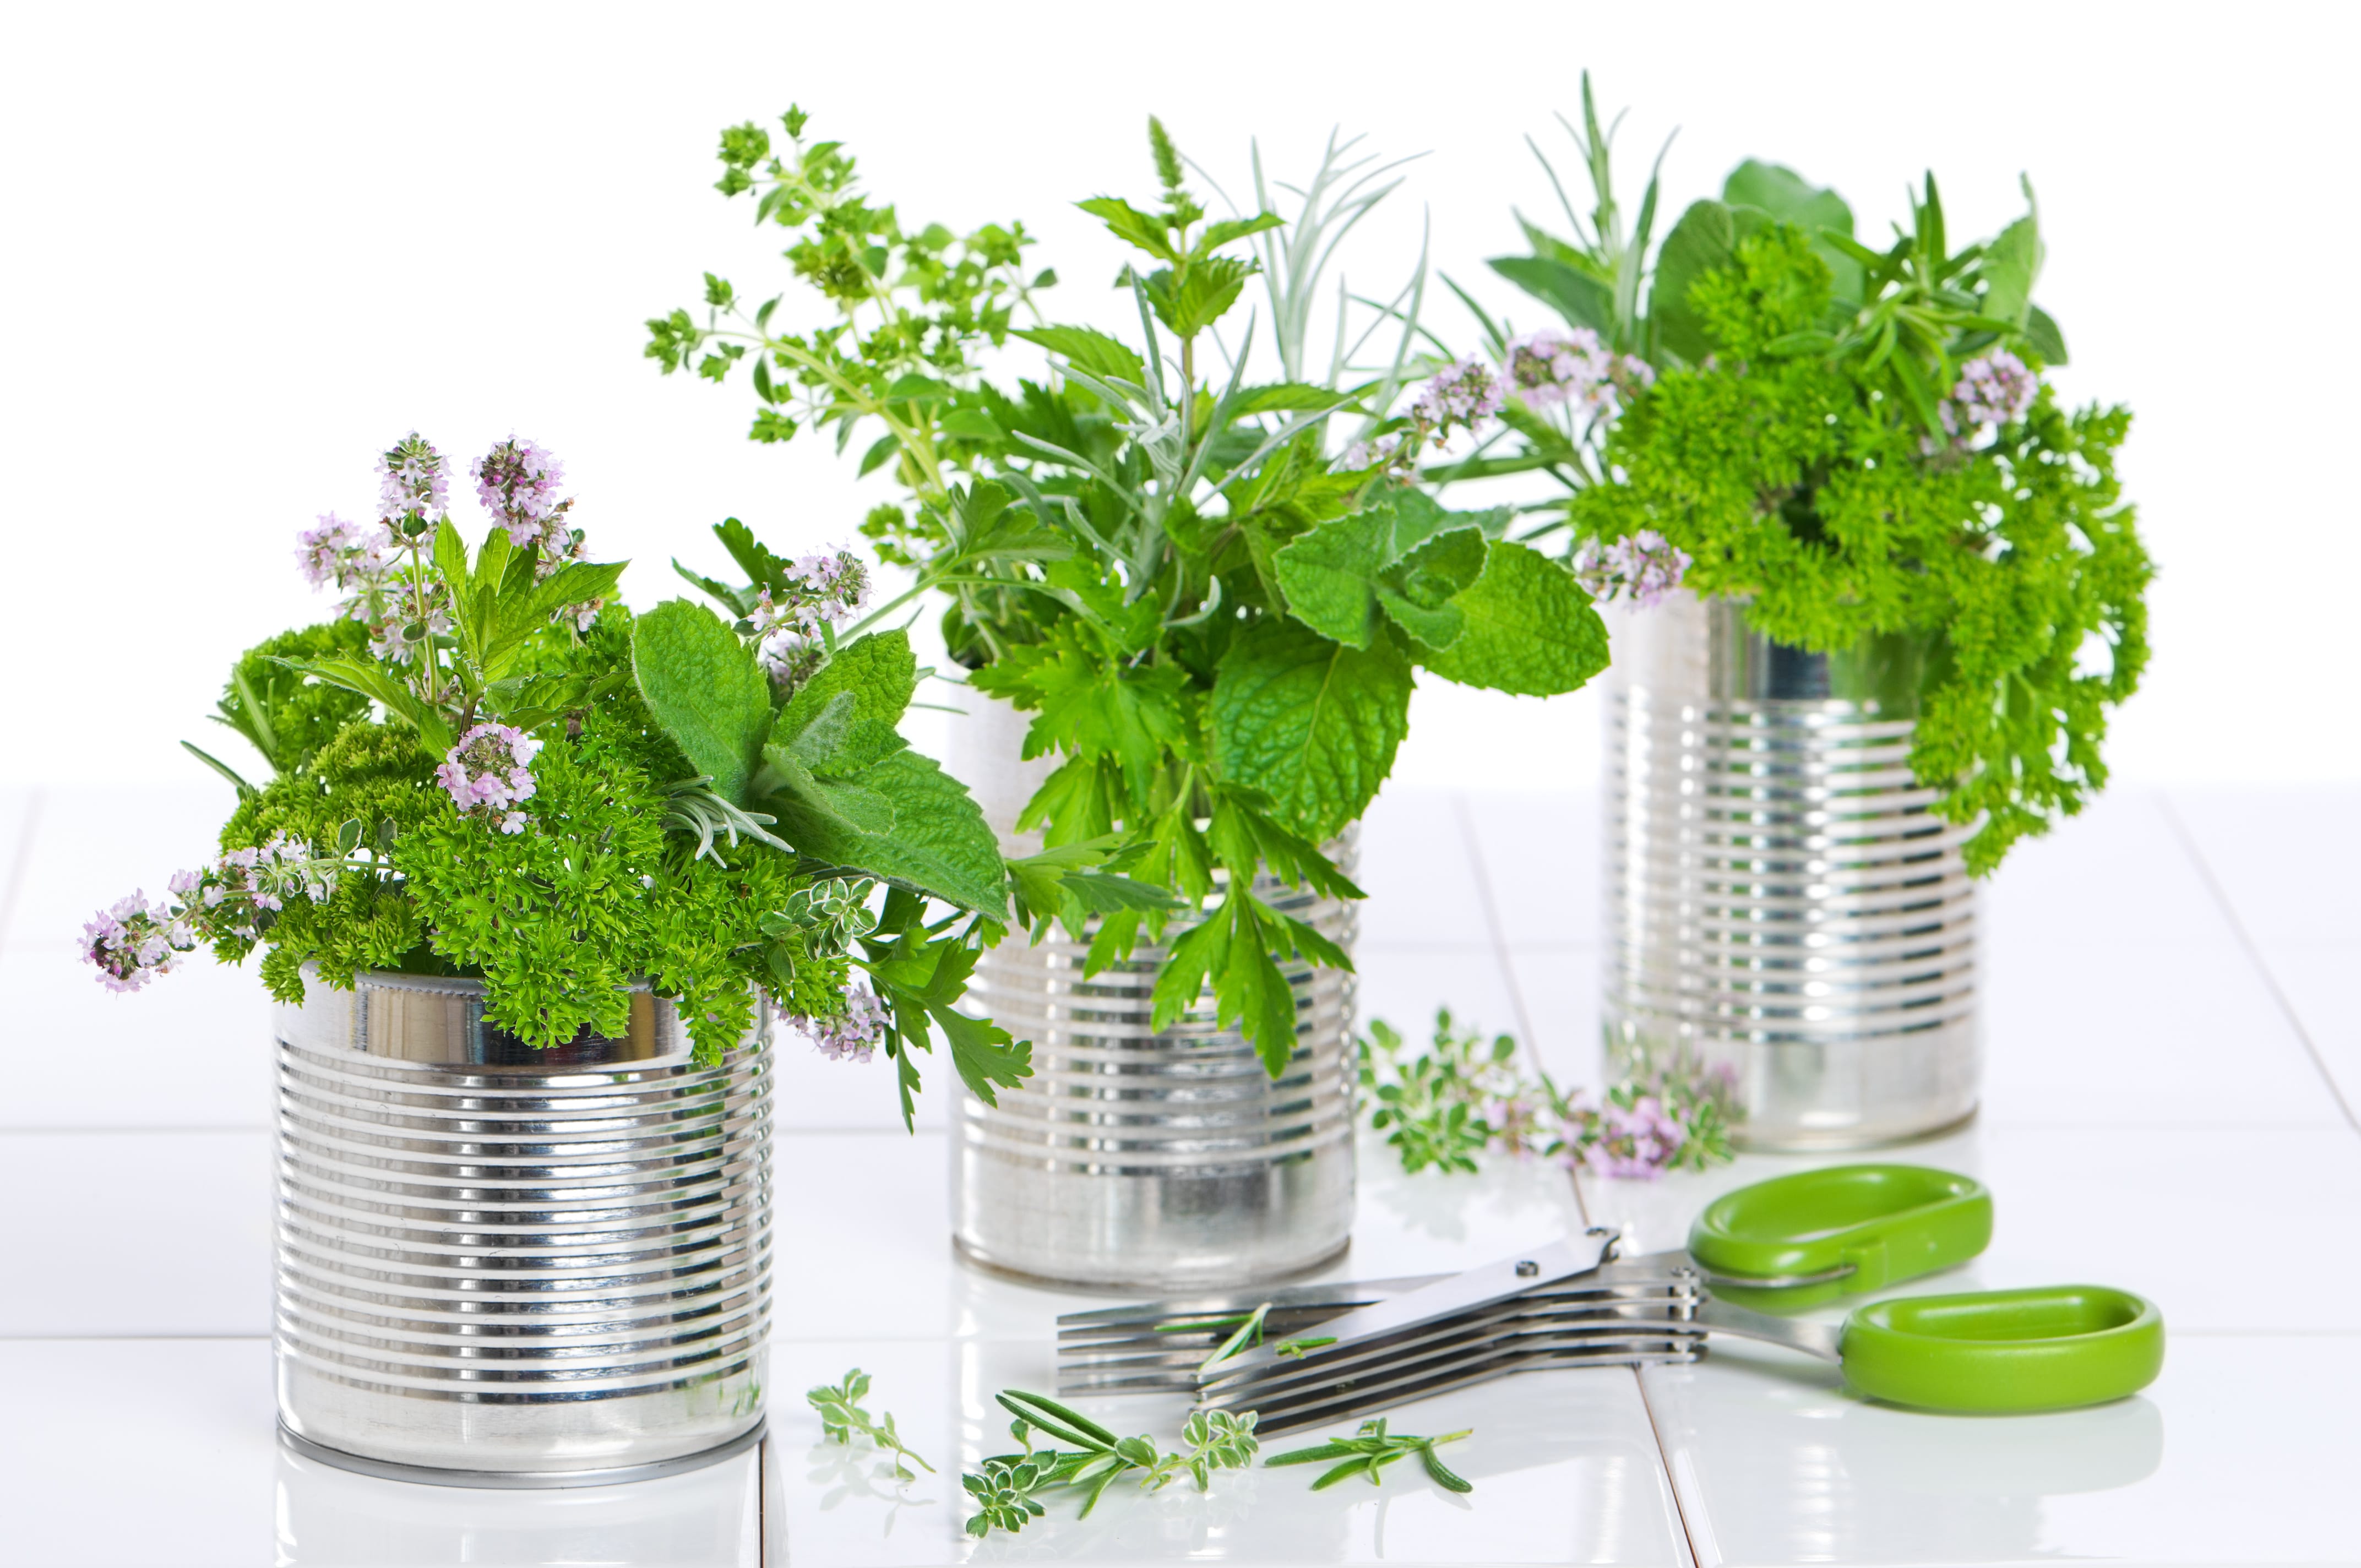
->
xmin=297 ymin=513 xmax=390 ymax=591
xmin=1341 ymin=357 xmax=1505 ymax=474
xmin=474 ymin=438 xmax=577 ymax=558
xmin=83 ymin=893 xmax=197 ymax=994
xmin=792 ymin=982 xmax=892 ymax=1063
xmin=377 ymin=432 xmax=450 ymax=536
xmin=1568 ymin=1094 xmax=1688 ymax=1179
xmin=1950 ymin=349 xmax=2038 ymax=428
xmin=437 ymin=723 xmax=542 ymax=834
xmin=84 ymin=835 xmax=334 ymax=993
xmin=1572 ymin=530 xmax=1691 ymax=608
xmin=1506 ymin=328 xmax=1653 ymax=417
xmin=749 ymin=548 xmax=871 ymax=689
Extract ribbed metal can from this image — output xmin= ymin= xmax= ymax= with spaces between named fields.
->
xmin=1602 ymin=592 xmax=1979 ymax=1149
xmin=946 ymin=694 xmax=1359 ymax=1291
xmin=273 ymin=971 xmax=773 ymax=1486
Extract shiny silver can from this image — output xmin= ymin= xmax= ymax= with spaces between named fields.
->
xmin=274 ymin=971 xmax=772 ymax=1486
xmin=1602 ymin=592 xmax=1979 ymax=1149
xmin=947 ymin=694 xmax=1358 ymax=1291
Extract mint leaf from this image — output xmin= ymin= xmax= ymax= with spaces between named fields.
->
xmin=1271 ymin=507 xmax=1390 ymax=648
xmin=777 ymin=631 xmax=917 ymax=774
xmin=1275 ymin=495 xmax=1508 ymax=652
xmin=1410 ymin=541 xmax=1609 ymax=697
xmin=1011 ymin=325 xmax=1146 ymax=387
xmin=1212 ymin=618 xmax=1412 ymax=841
xmin=1375 ymin=527 xmax=1488 ymax=650
xmin=772 ymin=749 xmax=1009 ymax=916
xmin=632 ymin=600 xmax=774 ymax=805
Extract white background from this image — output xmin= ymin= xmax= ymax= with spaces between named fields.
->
xmin=3 ymin=1 xmax=2352 ymax=792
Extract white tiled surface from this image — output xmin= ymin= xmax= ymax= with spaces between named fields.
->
xmin=3 ymin=782 xmax=2355 ymax=1564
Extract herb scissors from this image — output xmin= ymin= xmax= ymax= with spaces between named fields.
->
xmin=1058 ymin=1164 xmax=2164 ymax=1431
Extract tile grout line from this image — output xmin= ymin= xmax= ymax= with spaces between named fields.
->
xmin=2157 ymin=792 xmax=2360 ymax=1136
xmin=0 ymin=787 xmax=46 ymax=952
xmin=1450 ymin=793 xmax=1541 ymax=1058
xmin=1450 ymin=792 xmax=1594 ymax=1231
xmin=1630 ymin=1366 xmax=1709 ymax=1568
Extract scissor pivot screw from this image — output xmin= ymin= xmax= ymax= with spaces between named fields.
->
xmin=1515 ymin=1260 xmax=1539 ymax=1277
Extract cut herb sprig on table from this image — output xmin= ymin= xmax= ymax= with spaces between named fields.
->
xmin=961 ymin=1390 xmax=1260 ymax=1538
xmin=1361 ymin=1009 xmax=1736 ymax=1178
xmin=807 ymin=1368 xmax=932 ymax=1482
xmin=1266 ymin=1417 xmax=1473 ymax=1493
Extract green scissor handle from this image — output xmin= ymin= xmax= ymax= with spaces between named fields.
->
xmin=1687 ymin=1164 xmax=1993 ymax=1309
xmin=1837 ymin=1284 xmax=2166 ymax=1413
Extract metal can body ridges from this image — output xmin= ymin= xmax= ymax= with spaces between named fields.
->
xmin=1603 ymin=593 xmax=1980 ymax=1149
xmin=273 ymin=970 xmax=773 ymax=1479
xmin=954 ymin=843 xmax=1360 ymax=1291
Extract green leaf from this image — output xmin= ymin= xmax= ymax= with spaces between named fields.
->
xmin=1721 ymin=159 xmax=1862 ymax=304
xmin=714 ymin=517 xmax=793 ymax=595
xmin=1271 ymin=507 xmax=1392 ymax=648
xmin=1272 ymin=494 xmax=1498 ymax=654
xmin=179 ymin=740 xmax=257 ymax=800
xmin=1146 ymin=255 xmax=1254 ymax=340
xmin=1487 ymin=254 xmax=1613 ymax=336
xmin=774 ymin=630 xmax=917 ymax=773
xmin=280 ymin=654 xmax=454 ymax=758
xmin=1410 ymin=540 xmax=1609 ymax=697
xmin=938 ymin=407 xmax=1003 ymax=442
xmin=1198 ymin=213 xmax=1285 ymax=252
xmin=2023 ymin=303 xmax=2068 ymax=367
xmin=1649 ymin=199 xmax=1737 ymax=363
xmin=1075 ymin=196 xmax=1177 ymax=262
xmin=931 ymin=1002 xmax=1032 ymax=1106
xmin=1376 ymin=527 xmax=1488 ymax=650
xmin=671 ymin=558 xmax=754 ymax=618
xmin=1231 ymin=383 xmax=1353 ymax=416
xmin=1013 ymin=325 xmax=1147 ymax=387
xmin=632 ymin=600 xmax=773 ymax=806
xmin=771 ymin=749 xmax=1009 ymax=916
xmin=1212 ymin=618 xmax=1412 ymax=841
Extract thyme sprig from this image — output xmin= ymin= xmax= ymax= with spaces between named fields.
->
xmin=806 ymin=1369 xmax=933 ymax=1482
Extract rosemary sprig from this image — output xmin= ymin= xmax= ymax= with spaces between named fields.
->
xmin=1266 ymin=1417 xmax=1474 ymax=1493
xmin=961 ymin=1390 xmax=1261 ymax=1538
xmin=806 ymin=1369 xmax=933 ymax=1482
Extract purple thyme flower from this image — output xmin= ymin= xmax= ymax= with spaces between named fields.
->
xmin=1413 ymin=356 xmax=1506 ymax=432
xmin=1579 ymin=1093 xmax=1686 ymax=1180
xmin=473 ymin=438 xmax=576 ymax=555
xmin=437 ymin=723 xmax=542 ymax=832
xmin=1506 ymin=328 xmax=1612 ymax=410
xmin=1952 ymin=349 xmax=2037 ymax=428
xmin=1334 ymin=359 xmax=1505 ymax=478
xmin=749 ymin=548 xmax=872 ymax=689
xmin=82 ymin=892 xmax=195 ymax=993
xmin=376 ymin=432 xmax=450 ymax=537
xmin=1573 ymin=531 xmax=1691 ymax=608
xmin=297 ymin=513 xmax=392 ymax=591
xmin=792 ymin=982 xmax=892 ymax=1063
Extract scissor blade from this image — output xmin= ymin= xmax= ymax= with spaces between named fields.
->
xmin=1227 ymin=1334 xmax=1708 ymax=1435
xmin=1197 ymin=1232 xmax=1619 ymax=1394
xmin=1198 ymin=1288 xmax=1702 ymax=1413
xmin=1054 ymin=1273 xmax=1446 ymax=1332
